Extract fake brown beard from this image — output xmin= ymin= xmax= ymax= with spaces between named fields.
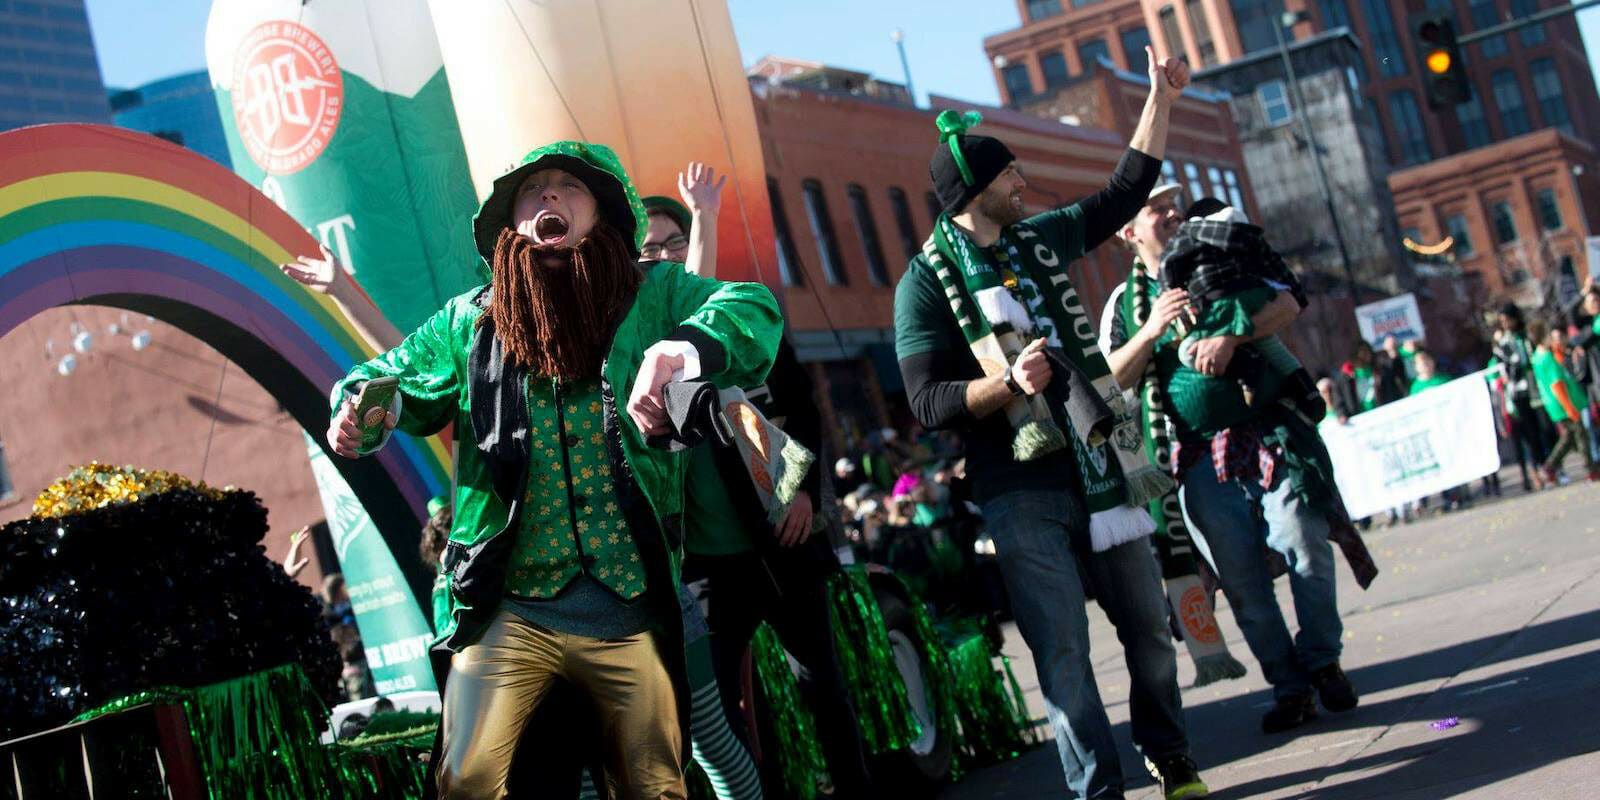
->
xmin=481 ymin=223 xmax=641 ymax=380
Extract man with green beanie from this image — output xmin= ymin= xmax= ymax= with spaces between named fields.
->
xmin=328 ymin=140 xmax=782 ymax=800
xmin=893 ymin=47 xmax=1208 ymax=800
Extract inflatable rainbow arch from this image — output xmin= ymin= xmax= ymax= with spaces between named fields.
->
xmin=0 ymin=124 xmax=450 ymax=564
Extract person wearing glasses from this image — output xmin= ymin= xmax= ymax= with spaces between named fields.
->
xmin=640 ymin=162 xmax=876 ymax=795
xmin=641 ymin=161 xmax=725 ymax=270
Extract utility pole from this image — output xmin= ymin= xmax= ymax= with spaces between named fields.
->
xmin=1273 ymin=11 xmax=1363 ymax=306
xmin=891 ymin=29 xmax=917 ymax=107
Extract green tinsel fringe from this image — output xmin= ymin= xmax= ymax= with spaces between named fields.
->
xmin=825 ymin=568 xmax=922 ymax=755
xmin=887 ymin=573 xmax=967 ymax=780
xmin=1013 ymin=418 xmax=1067 ymax=462
xmin=68 ymin=662 xmax=430 ymax=799
xmin=943 ymin=629 xmax=1038 ymax=766
xmin=750 ymin=622 xmax=827 ymax=800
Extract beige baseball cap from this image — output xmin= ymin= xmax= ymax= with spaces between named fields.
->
xmin=1147 ymin=182 xmax=1183 ymax=204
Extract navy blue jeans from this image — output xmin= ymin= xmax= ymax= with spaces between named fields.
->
xmin=983 ymin=488 xmax=1189 ymax=799
xmin=1179 ymin=456 xmax=1342 ymax=700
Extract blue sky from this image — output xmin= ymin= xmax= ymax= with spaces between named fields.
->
xmin=86 ymin=0 xmax=1600 ymax=106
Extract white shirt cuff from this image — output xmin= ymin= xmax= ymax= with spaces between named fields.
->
xmin=643 ymin=340 xmax=703 ymax=382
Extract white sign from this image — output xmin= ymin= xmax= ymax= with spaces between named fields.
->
xmin=1319 ymin=371 xmax=1501 ymax=519
xmin=1356 ymin=292 xmax=1426 ymax=346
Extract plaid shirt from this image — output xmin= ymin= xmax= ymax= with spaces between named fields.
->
xmin=1160 ymin=219 xmax=1307 ymax=312
xmin=1173 ymin=423 xmax=1279 ymax=490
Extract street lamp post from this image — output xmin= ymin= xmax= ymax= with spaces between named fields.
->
xmin=891 ymin=29 xmax=917 ymax=108
xmin=1273 ymin=12 xmax=1363 ymax=306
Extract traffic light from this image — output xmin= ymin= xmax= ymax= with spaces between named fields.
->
xmin=1412 ymin=12 xmax=1471 ymax=109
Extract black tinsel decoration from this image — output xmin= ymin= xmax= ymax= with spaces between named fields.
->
xmin=0 ymin=465 xmax=342 ymax=739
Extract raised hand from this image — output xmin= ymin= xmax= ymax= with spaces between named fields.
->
xmin=283 ymin=527 xmax=311 ymax=578
xmin=1145 ymin=46 xmax=1191 ymax=103
xmin=280 ymin=244 xmax=347 ymax=296
xmin=677 ymin=162 xmax=727 ymax=217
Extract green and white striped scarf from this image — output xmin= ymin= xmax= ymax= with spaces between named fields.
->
xmin=927 ymin=216 xmax=1166 ymax=550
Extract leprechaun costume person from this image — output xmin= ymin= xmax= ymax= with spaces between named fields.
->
xmin=328 ymin=140 xmax=781 ymax=800
xmin=892 ymin=48 xmax=1210 ymax=800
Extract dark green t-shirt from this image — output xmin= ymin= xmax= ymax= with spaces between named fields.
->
xmin=893 ymin=206 xmax=1088 ymax=503
xmin=684 ymin=448 xmax=756 ymax=556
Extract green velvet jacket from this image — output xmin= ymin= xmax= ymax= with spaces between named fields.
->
xmin=332 ymin=262 xmax=781 ymax=652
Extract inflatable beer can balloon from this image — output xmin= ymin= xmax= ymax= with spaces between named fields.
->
xmin=425 ymin=0 xmax=778 ymax=286
xmin=205 ymin=0 xmax=482 ymax=332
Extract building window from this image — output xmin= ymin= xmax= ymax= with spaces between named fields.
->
xmin=1224 ymin=169 xmax=1247 ymax=210
xmin=1491 ymin=70 xmax=1529 ymax=137
xmin=1159 ymin=6 xmax=1189 ymax=63
xmin=1529 ymin=58 xmax=1570 ymax=134
xmin=1078 ymin=39 xmax=1110 ymax=72
xmin=1490 ymin=201 xmax=1517 ymax=245
xmin=1122 ymin=28 xmax=1153 ymax=74
xmin=887 ymin=187 xmax=921 ymax=260
xmin=1510 ymin=0 xmax=1545 ymax=44
xmin=801 ymin=179 xmax=847 ymax=286
xmin=1319 ymin=0 xmax=1352 ymax=29
xmin=1388 ymin=90 xmax=1433 ymax=165
xmin=1446 ymin=214 xmax=1475 ymax=257
xmin=1469 ymin=0 xmax=1507 ymax=59
xmin=1185 ymin=0 xmax=1217 ymax=66
xmin=1207 ymin=166 xmax=1227 ymax=199
xmin=1072 ymin=0 xmax=1104 ymax=7
xmin=1359 ymin=0 xmax=1408 ymax=76
xmin=767 ymin=178 xmax=804 ymax=287
xmin=1161 ymin=160 xmax=1180 ymax=186
xmin=1001 ymin=63 xmax=1033 ymax=103
xmin=1231 ymin=0 xmax=1291 ymax=55
xmin=1257 ymin=80 xmax=1293 ymax=127
xmin=847 ymin=184 xmax=890 ymax=286
xmin=1027 ymin=0 xmax=1064 ymax=19
xmin=1455 ymin=93 xmax=1491 ymax=149
xmin=1183 ymin=163 xmax=1203 ymax=199
xmin=1536 ymin=188 xmax=1563 ymax=231
xmin=1041 ymin=51 xmax=1070 ymax=87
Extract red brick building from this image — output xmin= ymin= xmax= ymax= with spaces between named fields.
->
xmin=1392 ymin=129 xmax=1600 ymax=306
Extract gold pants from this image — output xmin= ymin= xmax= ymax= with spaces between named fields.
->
xmin=437 ymin=607 xmax=684 ymax=800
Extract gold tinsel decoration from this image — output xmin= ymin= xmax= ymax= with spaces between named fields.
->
xmin=31 ymin=462 xmax=229 ymax=520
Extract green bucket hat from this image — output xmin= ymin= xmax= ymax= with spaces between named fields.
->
xmin=641 ymin=195 xmax=693 ymax=238
xmin=472 ymin=140 xmax=648 ymax=266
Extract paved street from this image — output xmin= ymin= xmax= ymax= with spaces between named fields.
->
xmin=942 ymin=467 xmax=1600 ymax=799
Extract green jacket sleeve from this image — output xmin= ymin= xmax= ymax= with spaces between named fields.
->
xmin=330 ymin=295 xmax=469 ymax=438
xmin=663 ymin=265 xmax=783 ymax=390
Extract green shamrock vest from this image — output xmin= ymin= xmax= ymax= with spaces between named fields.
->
xmin=505 ymin=376 xmax=645 ymax=599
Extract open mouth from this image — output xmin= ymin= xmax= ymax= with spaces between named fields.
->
xmin=532 ymin=211 xmax=570 ymax=245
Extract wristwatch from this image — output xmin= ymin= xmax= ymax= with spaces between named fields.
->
xmin=1003 ymin=365 xmax=1026 ymax=397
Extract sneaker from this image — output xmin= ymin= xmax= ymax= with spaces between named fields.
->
xmin=1261 ymin=692 xmax=1318 ymax=733
xmin=1144 ymin=754 xmax=1210 ymax=800
xmin=1311 ymin=663 xmax=1360 ymax=712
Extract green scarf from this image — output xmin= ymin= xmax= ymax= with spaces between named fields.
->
xmin=927 ymin=216 xmax=1162 ymax=550
xmin=1123 ymin=261 xmax=1248 ymax=686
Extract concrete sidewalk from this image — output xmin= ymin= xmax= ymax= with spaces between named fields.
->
xmin=940 ymin=469 xmax=1600 ymax=798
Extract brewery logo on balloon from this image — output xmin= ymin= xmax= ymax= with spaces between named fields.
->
xmin=231 ymin=21 xmax=343 ymax=175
